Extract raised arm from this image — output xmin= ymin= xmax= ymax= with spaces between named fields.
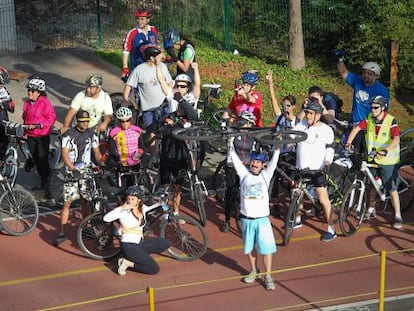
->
xmin=265 ymin=69 xmax=280 ymax=116
xmin=155 ymin=53 xmax=171 ymax=96
xmin=191 ymin=62 xmax=201 ymax=100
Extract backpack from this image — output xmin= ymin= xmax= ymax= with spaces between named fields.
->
xmin=323 ymin=92 xmax=344 ymax=114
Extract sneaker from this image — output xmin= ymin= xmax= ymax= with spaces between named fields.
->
xmin=363 ymin=207 xmax=377 ymax=219
xmin=178 ymin=218 xmax=186 ymax=225
xmin=293 ymin=221 xmax=303 ymax=229
xmin=221 ymin=222 xmax=230 ymax=233
xmin=264 ymin=275 xmax=276 ymax=291
xmin=118 ymin=257 xmax=128 ymax=276
xmin=392 ymin=217 xmax=403 ymax=229
xmin=243 ymin=270 xmax=260 ymax=283
xmin=321 ymin=232 xmax=337 ymax=242
xmin=53 ymin=233 xmax=66 ymax=246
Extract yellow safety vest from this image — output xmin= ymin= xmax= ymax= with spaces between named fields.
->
xmin=365 ymin=113 xmax=399 ymax=165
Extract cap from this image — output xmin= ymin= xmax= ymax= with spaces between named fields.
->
xmin=76 ymin=110 xmax=91 ymax=122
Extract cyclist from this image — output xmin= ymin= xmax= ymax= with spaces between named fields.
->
xmin=155 ymin=52 xmax=201 ymax=112
xmin=121 ymin=7 xmax=159 ymax=81
xmin=61 ymin=75 xmax=113 ymax=134
xmin=0 ymin=66 xmax=15 ymax=160
xmin=299 ymin=85 xmax=337 ymax=124
xmin=223 ymin=71 xmax=263 ymax=127
xmin=345 ymin=95 xmax=402 ymax=229
xmin=163 ymin=28 xmax=196 ymax=80
xmin=228 ymin=137 xmax=280 ymax=291
xmin=293 ymin=100 xmax=336 ymax=242
xmin=124 ymin=44 xmax=173 ymax=156
xmin=53 ymin=110 xmax=103 ymax=246
xmin=22 ymin=76 xmax=57 ymax=205
xmin=221 ymin=111 xmax=258 ymax=233
xmin=103 ymin=185 xmax=170 ymax=276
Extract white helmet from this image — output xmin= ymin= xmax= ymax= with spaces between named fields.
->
xmin=239 ymin=111 xmax=256 ymax=126
xmin=362 ymin=62 xmax=381 ymax=77
xmin=175 ymin=74 xmax=192 ymax=84
xmin=115 ymin=106 xmax=132 ymax=120
xmin=26 ymin=77 xmax=46 ymax=91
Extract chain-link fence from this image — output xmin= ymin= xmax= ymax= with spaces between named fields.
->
xmin=1 ymin=0 xmax=345 ymax=60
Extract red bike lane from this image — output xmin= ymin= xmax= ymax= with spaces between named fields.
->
xmin=0 ymin=193 xmax=413 ymax=311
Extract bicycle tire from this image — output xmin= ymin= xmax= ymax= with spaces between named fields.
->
xmin=2 ymin=149 xmax=18 ymax=188
xmin=254 ymin=129 xmax=308 ymax=145
xmin=397 ymin=163 xmax=414 ymax=214
xmin=160 ymin=214 xmax=208 ymax=261
xmin=339 ymin=183 xmax=366 ymax=237
xmin=205 ymin=108 xmax=227 ymax=127
xmin=77 ymin=212 xmax=121 ymax=260
xmin=0 ymin=187 xmax=39 ymax=236
xmin=49 ymin=130 xmax=63 ymax=170
xmin=212 ymin=160 xmax=226 ymax=204
xmin=283 ymin=192 xmax=301 ymax=246
xmin=172 ymin=126 xmax=222 ymax=141
xmin=194 ymin=183 xmax=207 ymax=227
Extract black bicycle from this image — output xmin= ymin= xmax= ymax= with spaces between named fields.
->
xmin=77 ymin=186 xmax=208 ymax=261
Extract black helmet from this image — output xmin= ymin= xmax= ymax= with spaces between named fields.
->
xmin=370 ymin=95 xmax=387 ymax=107
xmin=126 ymin=186 xmax=145 ymax=198
xmin=142 ymin=44 xmax=162 ymax=60
xmin=305 ymin=99 xmax=324 ymax=114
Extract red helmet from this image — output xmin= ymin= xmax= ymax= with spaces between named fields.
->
xmin=134 ymin=8 xmax=151 ymax=18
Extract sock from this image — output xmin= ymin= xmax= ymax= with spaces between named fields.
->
xmin=295 ymin=216 xmax=301 ymax=223
xmin=327 ymin=225 xmax=335 ymax=234
xmin=395 ymin=212 xmax=402 ymax=219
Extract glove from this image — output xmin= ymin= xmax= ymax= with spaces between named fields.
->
xmin=166 ymin=47 xmax=178 ymax=62
xmin=334 ymin=49 xmax=345 ymax=62
xmin=121 ymin=68 xmax=129 ymax=82
xmin=173 ymin=92 xmax=184 ymax=103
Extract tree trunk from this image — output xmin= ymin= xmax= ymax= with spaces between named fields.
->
xmin=288 ymin=0 xmax=305 ymax=70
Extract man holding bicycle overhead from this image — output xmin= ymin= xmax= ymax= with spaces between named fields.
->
xmin=345 ymin=95 xmax=402 ymax=229
xmin=229 ymin=136 xmax=280 ymax=291
xmin=121 ymin=7 xmax=159 ymax=81
xmin=53 ymin=110 xmax=103 ymax=247
xmin=293 ymin=100 xmax=336 ymax=242
xmin=223 ymin=71 xmax=263 ymax=127
xmin=61 ymin=75 xmax=113 ymax=134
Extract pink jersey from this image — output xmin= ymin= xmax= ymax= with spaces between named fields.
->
xmin=23 ymin=96 xmax=57 ymax=137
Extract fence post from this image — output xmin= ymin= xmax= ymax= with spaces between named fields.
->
xmin=96 ymin=0 xmax=103 ymax=48
xmin=378 ymin=250 xmax=386 ymax=311
xmin=389 ymin=39 xmax=399 ymax=89
xmin=224 ymin=0 xmax=231 ymax=52
xmin=148 ymin=287 xmax=155 ymax=311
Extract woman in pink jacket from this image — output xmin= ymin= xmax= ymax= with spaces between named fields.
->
xmin=23 ymin=76 xmax=57 ymax=204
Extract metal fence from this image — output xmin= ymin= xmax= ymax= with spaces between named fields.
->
xmin=0 ymin=0 xmax=345 ymax=59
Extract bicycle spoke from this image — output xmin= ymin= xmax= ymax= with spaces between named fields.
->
xmin=254 ymin=129 xmax=308 ymax=145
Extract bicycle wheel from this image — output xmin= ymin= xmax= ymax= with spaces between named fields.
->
xmin=254 ymin=129 xmax=308 ymax=145
xmin=172 ymin=126 xmax=222 ymax=141
xmin=2 ymin=148 xmax=18 ymax=188
xmin=193 ymin=182 xmax=207 ymax=226
xmin=160 ymin=214 xmax=208 ymax=261
xmin=339 ymin=183 xmax=366 ymax=237
xmin=205 ymin=108 xmax=227 ymax=127
xmin=212 ymin=160 xmax=226 ymax=204
xmin=77 ymin=212 xmax=121 ymax=260
xmin=283 ymin=192 xmax=301 ymax=246
xmin=397 ymin=163 xmax=414 ymax=214
xmin=49 ymin=129 xmax=63 ymax=170
xmin=0 ymin=187 xmax=39 ymax=236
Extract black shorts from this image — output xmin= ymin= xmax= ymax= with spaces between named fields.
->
xmin=311 ymin=172 xmax=326 ymax=188
xmin=159 ymin=161 xmax=187 ymax=185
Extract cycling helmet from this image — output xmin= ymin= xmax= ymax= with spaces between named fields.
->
xmin=126 ymin=185 xmax=145 ymax=198
xmin=26 ymin=76 xmax=46 ymax=91
xmin=241 ymin=72 xmax=259 ymax=85
xmin=134 ymin=7 xmax=151 ymax=18
xmin=305 ymin=100 xmax=324 ymax=114
xmin=115 ymin=106 xmax=133 ymax=120
xmin=370 ymin=95 xmax=387 ymax=107
xmin=250 ymin=151 xmax=267 ymax=162
xmin=163 ymin=29 xmax=180 ymax=49
xmin=86 ymin=74 xmax=103 ymax=87
xmin=175 ymin=74 xmax=192 ymax=84
xmin=239 ymin=111 xmax=256 ymax=126
xmin=142 ymin=44 xmax=162 ymax=60
xmin=362 ymin=62 xmax=381 ymax=77
xmin=0 ymin=66 xmax=10 ymax=84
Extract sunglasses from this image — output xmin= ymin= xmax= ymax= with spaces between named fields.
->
xmin=176 ymin=85 xmax=188 ymax=89
xmin=119 ymin=119 xmax=132 ymax=123
xmin=371 ymin=106 xmax=381 ymax=110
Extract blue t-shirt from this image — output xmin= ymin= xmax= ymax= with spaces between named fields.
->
xmin=346 ymin=72 xmax=389 ymax=124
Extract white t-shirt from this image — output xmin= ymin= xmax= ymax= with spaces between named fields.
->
xmin=71 ymin=90 xmax=113 ymax=128
xmin=294 ymin=120 xmax=334 ymax=170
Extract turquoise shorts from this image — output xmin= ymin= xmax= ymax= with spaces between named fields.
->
xmin=241 ymin=216 xmax=277 ymax=255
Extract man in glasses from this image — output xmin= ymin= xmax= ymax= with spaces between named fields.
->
xmin=345 ymin=96 xmax=402 ymax=229
xmin=53 ymin=110 xmax=103 ymax=246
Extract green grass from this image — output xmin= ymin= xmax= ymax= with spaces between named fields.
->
xmin=95 ymin=46 xmax=414 ymax=130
